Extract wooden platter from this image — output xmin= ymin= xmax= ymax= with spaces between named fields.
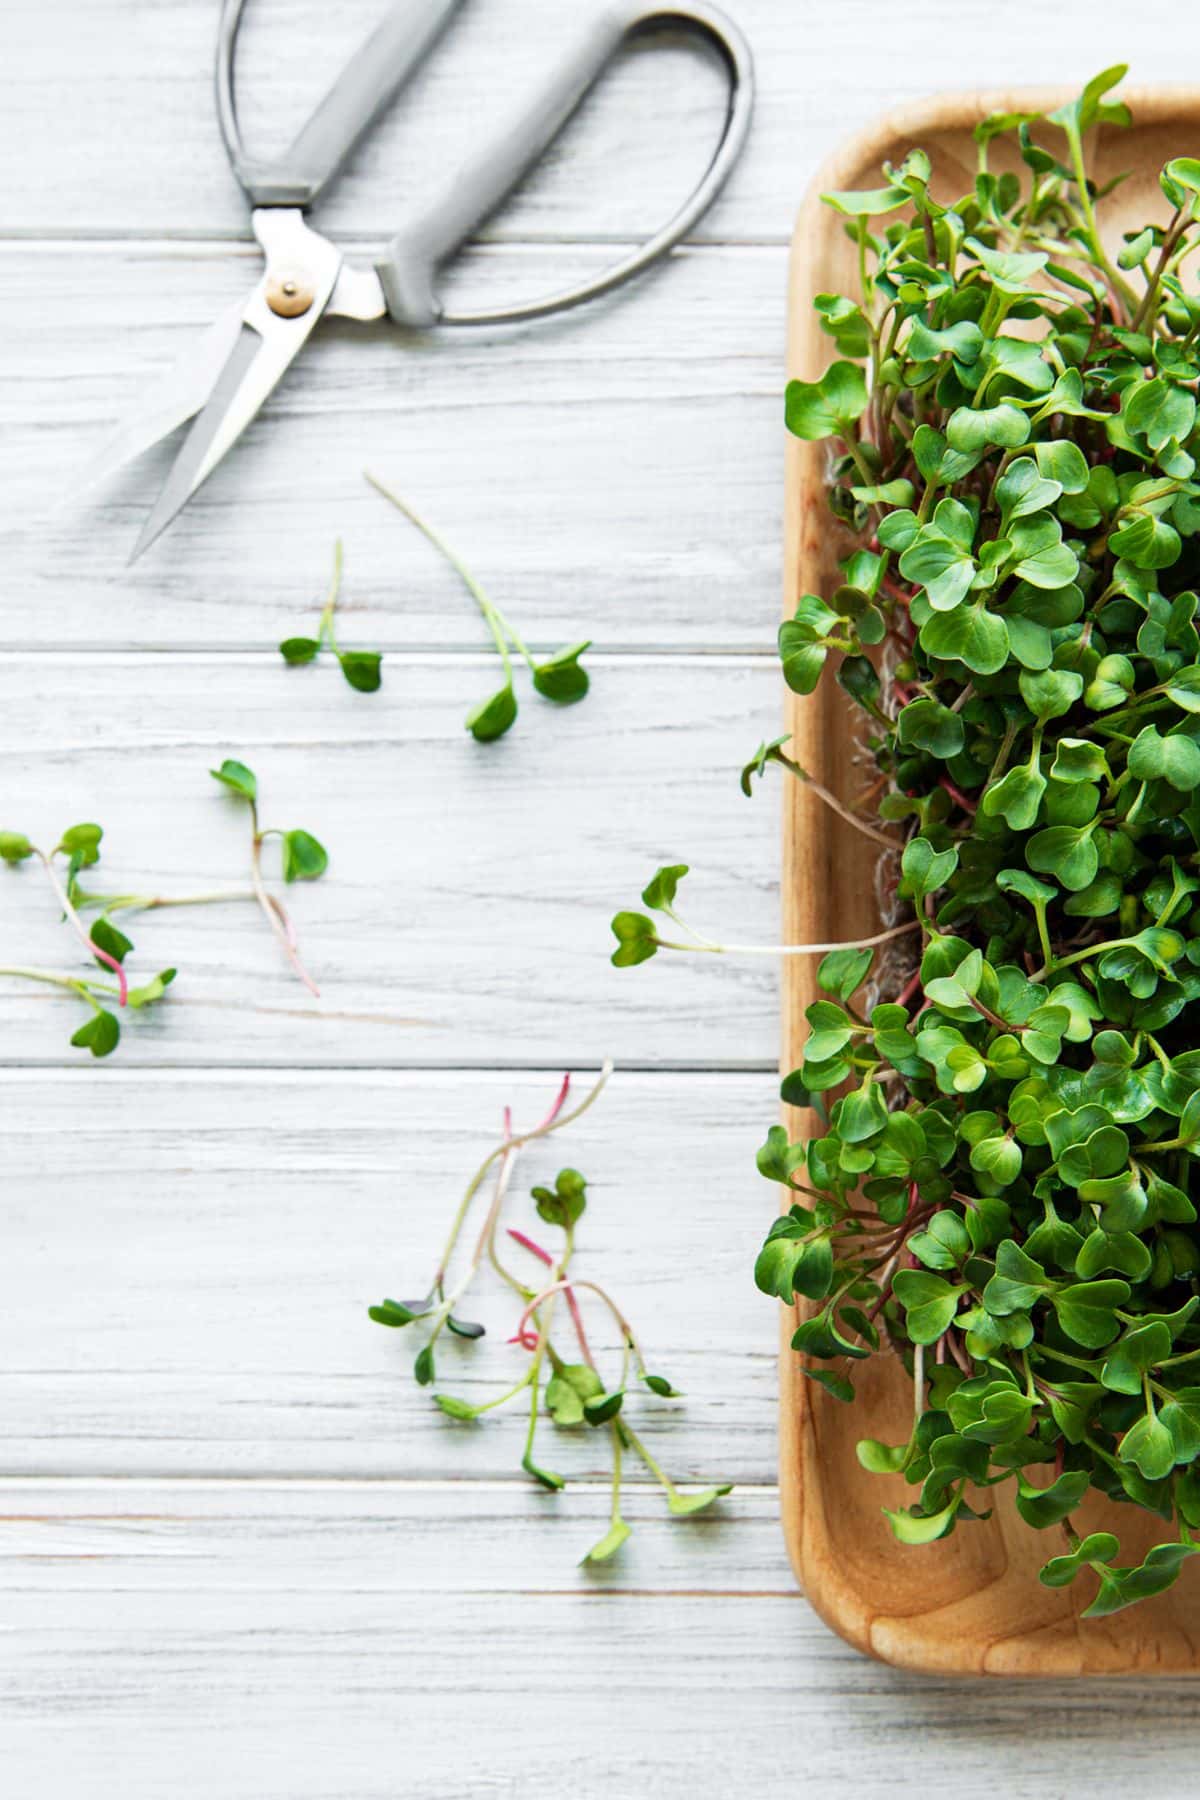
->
xmin=779 ymin=86 xmax=1200 ymax=1675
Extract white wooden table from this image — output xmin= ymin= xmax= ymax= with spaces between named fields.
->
xmin=6 ymin=4 xmax=1200 ymax=1791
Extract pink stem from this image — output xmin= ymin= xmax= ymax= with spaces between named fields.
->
xmin=516 ymin=1280 xmax=631 ymax=1361
xmin=87 ymin=942 xmax=128 ymax=1005
xmin=938 ymin=776 xmax=978 ymax=815
xmin=535 ymin=1073 xmax=571 ymax=1132
xmin=249 ymin=840 xmax=319 ymax=998
xmin=507 ymin=1227 xmax=596 ymax=1366
xmin=508 ymin=1227 xmax=553 ymax=1267
xmin=264 ymin=893 xmax=298 ymax=951
xmin=39 ymin=854 xmax=128 ymax=1006
xmin=896 ymin=966 xmax=923 ymax=1010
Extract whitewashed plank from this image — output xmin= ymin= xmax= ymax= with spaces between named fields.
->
xmin=3 ymin=242 xmax=784 ymax=650
xmin=0 ymin=1478 xmax=785 ymax=1589
xmin=0 ymin=651 xmax=782 ymax=1067
xmin=4 ymin=0 xmax=1193 ymax=244
xmin=2 ymin=1480 xmax=1199 ymax=1800
xmin=0 ymin=1069 xmax=780 ymax=1476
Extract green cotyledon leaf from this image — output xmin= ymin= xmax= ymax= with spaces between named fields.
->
xmin=726 ymin=68 xmax=1200 ymax=1619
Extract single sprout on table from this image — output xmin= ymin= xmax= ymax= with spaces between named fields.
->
xmin=279 ymin=538 xmax=383 ymax=693
xmin=364 ymin=469 xmax=591 ymax=742
xmin=368 ymin=1062 xmax=731 ymax=1563
xmin=610 ymin=862 xmax=919 ymax=966
xmin=209 ymin=759 xmax=328 ymax=997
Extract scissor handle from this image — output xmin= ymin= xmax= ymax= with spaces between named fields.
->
xmin=375 ymin=1 xmax=755 ymax=328
xmin=216 ymin=0 xmax=466 ymax=208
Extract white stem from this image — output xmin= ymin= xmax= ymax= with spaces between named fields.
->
xmin=688 ymin=920 xmax=922 ymax=957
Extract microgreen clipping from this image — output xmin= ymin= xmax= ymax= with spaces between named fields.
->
xmin=0 ymin=822 xmax=175 ymax=1056
xmin=364 ymin=469 xmax=591 ymax=742
xmin=368 ymin=1062 xmax=730 ymax=1562
xmin=1 ymin=763 xmax=329 ymax=1055
xmin=279 ymin=538 xmax=383 ymax=692
xmin=209 ymin=759 xmax=328 ymax=996
xmin=612 ymin=70 xmax=1200 ymax=1617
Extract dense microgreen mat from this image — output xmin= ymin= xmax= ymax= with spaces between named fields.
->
xmin=614 ymin=71 xmax=1200 ymax=1616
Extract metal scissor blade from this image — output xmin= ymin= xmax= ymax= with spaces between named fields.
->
xmin=78 ymin=295 xmax=250 ymax=495
xmin=129 ymin=209 xmax=343 ymax=561
xmin=128 ymin=324 xmax=264 ymax=561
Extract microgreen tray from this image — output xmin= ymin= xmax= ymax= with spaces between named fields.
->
xmin=779 ymin=84 xmax=1200 ymax=1676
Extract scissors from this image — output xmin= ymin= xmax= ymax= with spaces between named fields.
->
xmin=84 ymin=0 xmax=754 ymax=561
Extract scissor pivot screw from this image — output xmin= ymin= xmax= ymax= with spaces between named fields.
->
xmin=266 ymin=270 xmax=315 ymax=318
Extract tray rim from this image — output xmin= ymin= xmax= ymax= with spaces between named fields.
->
xmin=778 ymin=80 xmax=1200 ymax=1677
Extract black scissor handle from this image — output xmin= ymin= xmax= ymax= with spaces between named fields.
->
xmin=377 ymin=3 xmax=755 ymax=328
xmin=216 ymin=0 xmax=466 ymax=208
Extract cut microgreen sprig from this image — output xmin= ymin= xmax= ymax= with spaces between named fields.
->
xmin=612 ymin=69 xmax=1200 ymax=1618
xmin=610 ymin=861 xmax=919 ymax=967
xmin=208 ymin=759 xmax=328 ymax=997
xmin=0 ymin=822 xmax=176 ymax=1056
xmin=364 ymin=469 xmax=591 ymax=742
xmin=279 ymin=538 xmax=383 ymax=693
xmin=368 ymin=1061 xmax=731 ymax=1562
xmin=1 ymin=761 xmax=330 ymax=1055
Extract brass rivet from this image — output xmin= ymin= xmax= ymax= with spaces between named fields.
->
xmin=266 ymin=269 xmax=315 ymax=318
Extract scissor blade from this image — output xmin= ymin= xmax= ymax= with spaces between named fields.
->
xmin=79 ymin=295 xmax=251 ymax=495
xmin=129 ymin=209 xmax=342 ymax=561
xmin=128 ymin=324 xmax=264 ymax=562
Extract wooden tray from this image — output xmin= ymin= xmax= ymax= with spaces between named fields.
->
xmin=780 ymin=86 xmax=1200 ymax=1675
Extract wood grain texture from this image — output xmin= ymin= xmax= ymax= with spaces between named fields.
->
xmin=779 ymin=89 xmax=1200 ymax=1676
xmin=0 ymin=1069 xmax=778 ymax=1477
xmin=6 ymin=1481 xmax=1200 ymax=1800
xmin=3 ymin=0 xmax=1195 ymax=244
xmin=0 ymin=652 xmax=779 ymax=1067
xmin=5 ymin=243 xmax=785 ymax=651
xmin=12 ymin=0 xmax=1200 ymax=1782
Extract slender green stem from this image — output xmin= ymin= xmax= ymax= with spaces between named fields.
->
xmin=248 ymin=818 xmax=319 ymax=998
xmin=1066 ymin=126 xmax=1137 ymax=317
xmin=471 ymin=1367 xmax=536 ymax=1415
xmin=317 ymin=537 xmax=345 ymax=654
xmin=429 ymin=1062 xmax=614 ymax=1298
xmin=75 ymin=888 xmax=258 ymax=914
xmin=655 ymin=918 xmax=922 ymax=958
xmin=365 ymin=470 xmax=515 ymax=684
xmin=37 ymin=851 xmax=127 ymax=1006
xmin=522 ymin=1301 xmax=555 ymax=1467
xmin=773 ymin=753 xmax=903 ymax=852
xmin=0 ymin=965 xmax=102 ymax=1001
xmin=607 ymin=1420 xmax=625 ymax=1527
xmin=430 ymin=1139 xmax=521 ymax=1349
xmin=617 ymin=1417 xmax=677 ymax=1498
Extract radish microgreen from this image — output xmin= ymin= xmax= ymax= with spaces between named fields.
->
xmin=209 ymin=759 xmax=327 ymax=996
xmin=612 ymin=70 xmax=1200 ymax=1617
xmin=1 ymin=761 xmax=329 ymax=1054
xmin=368 ymin=1062 xmax=730 ymax=1562
xmin=0 ymin=823 xmax=174 ymax=1056
xmin=364 ymin=470 xmax=591 ymax=741
xmin=279 ymin=538 xmax=383 ymax=693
